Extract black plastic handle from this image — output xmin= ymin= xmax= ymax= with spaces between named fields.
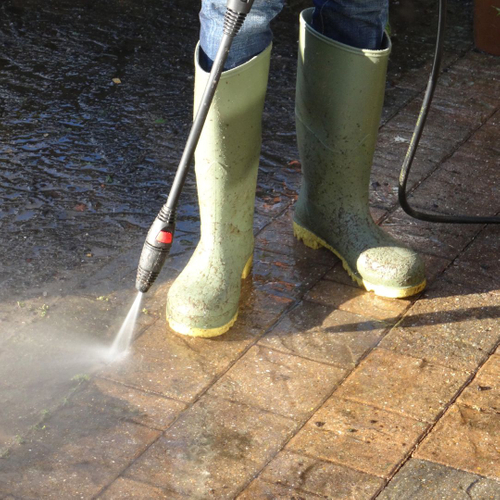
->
xmin=136 ymin=207 xmax=176 ymax=293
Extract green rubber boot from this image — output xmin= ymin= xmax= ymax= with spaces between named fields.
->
xmin=166 ymin=44 xmax=272 ymax=337
xmin=293 ymin=9 xmax=426 ymax=299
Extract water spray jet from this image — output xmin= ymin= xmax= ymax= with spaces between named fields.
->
xmin=107 ymin=292 xmax=144 ymax=360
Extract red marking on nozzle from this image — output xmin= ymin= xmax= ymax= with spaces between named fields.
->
xmin=156 ymin=231 xmax=173 ymax=244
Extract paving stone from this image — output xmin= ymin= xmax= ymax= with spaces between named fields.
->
xmin=399 ymin=89 xmax=493 ymax=145
xmin=407 ymin=166 xmax=499 ymax=221
xmin=238 ymin=479 xmax=322 ymax=500
xmin=125 ymin=396 xmax=298 ymax=499
xmin=101 ymin=317 xmax=263 ymax=403
xmin=0 ymin=293 xmax=61 ymax=349
xmin=379 ymin=288 xmax=500 ymax=372
xmin=420 ymin=254 xmax=452 ymax=284
xmin=378 ymin=108 xmax=450 ymax=158
xmin=380 ymin=325 xmax=490 ymax=374
xmin=438 ymin=150 xmax=500 ymax=201
xmin=427 ymin=264 xmax=496 ymax=292
xmin=466 ymin=122 xmax=500 ymax=171
xmin=72 ymin=378 xmax=186 ymax=431
xmin=209 ymin=345 xmax=345 ymax=420
xmin=387 ymin=103 xmax=471 ymax=155
xmin=259 ymin=301 xmax=387 ymax=369
xmin=442 ymin=259 xmax=500 ymax=296
xmin=70 ymin=240 xmax=142 ymax=297
xmin=425 ymin=277 xmax=500 ymax=330
xmin=393 ymin=48 xmax=465 ymax=92
xmin=257 ymin=449 xmax=384 ymax=499
xmin=100 ymin=478 xmax=187 ymax=499
xmin=238 ymin=282 xmax=294 ymax=330
xmin=378 ymin=458 xmax=500 ymax=500
xmin=251 ymin=248 xmax=330 ymax=300
xmin=457 ymin=224 xmax=500 ymax=266
xmin=0 ymin=399 xmax=160 ymax=499
xmin=458 ymin=354 xmax=500 ymax=413
xmin=415 ymin=404 xmax=500 ymax=480
xmin=304 ymin=280 xmax=411 ymax=322
xmin=438 ymin=51 xmax=500 ymax=101
xmin=336 ymin=348 xmax=469 ymax=422
xmin=287 ymin=397 xmax=427 ymax=478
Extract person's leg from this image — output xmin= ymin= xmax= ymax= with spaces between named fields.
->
xmin=166 ymin=1 xmax=284 ymax=337
xmin=294 ymin=8 xmax=426 ymax=298
xmin=199 ymin=0 xmax=284 ymax=70
xmin=312 ymin=0 xmax=388 ymax=49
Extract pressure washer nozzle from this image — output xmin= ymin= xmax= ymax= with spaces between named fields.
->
xmin=135 ymin=205 xmax=175 ymax=293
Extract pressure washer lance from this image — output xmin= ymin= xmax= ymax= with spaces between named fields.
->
xmin=135 ymin=0 xmax=255 ymax=294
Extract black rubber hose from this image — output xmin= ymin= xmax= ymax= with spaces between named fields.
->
xmin=398 ymin=0 xmax=500 ymax=224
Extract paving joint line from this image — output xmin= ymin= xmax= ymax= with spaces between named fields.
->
xmin=92 ymin=431 xmax=165 ymax=500
xmin=334 ymin=393 xmax=434 ymax=426
xmin=95 ymin=374 xmax=187 ymax=405
xmin=282 ymin=448 xmax=389 ymax=481
xmin=94 ymin=475 xmax=188 ymax=499
xmin=253 ymin=342 xmax=372 ymax=372
xmin=374 ymin=344 xmax=481 ymax=374
xmin=250 ymin=474 xmax=327 ymax=499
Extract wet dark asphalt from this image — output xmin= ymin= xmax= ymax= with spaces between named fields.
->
xmin=0 ymin=0 xmax=472 ymax=301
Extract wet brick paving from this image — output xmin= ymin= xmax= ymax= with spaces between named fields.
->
xmin=1 ymin=0 xmax=499 ymax=498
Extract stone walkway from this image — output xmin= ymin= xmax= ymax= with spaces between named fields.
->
xmin=1 ymin=1 xmax=499 ymax=499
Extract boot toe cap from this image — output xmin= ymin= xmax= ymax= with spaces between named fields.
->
xmin=166 ymin=271 xmax=241 ymax=335
xmin=357 ymin=246 xmax=426 ymax=298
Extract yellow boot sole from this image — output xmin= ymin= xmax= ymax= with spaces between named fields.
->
xmin=293 ymin=222 xmax=426 ymax=299
xmin=167 ymin=254 xmax=253 ymax=338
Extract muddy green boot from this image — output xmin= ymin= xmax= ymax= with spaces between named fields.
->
xmin=293 ymin=9 xmax=425 ymax=299
xmin=166 ymin=44 xmax=271 ymax=337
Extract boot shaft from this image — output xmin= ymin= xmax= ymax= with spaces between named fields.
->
xmin=296 ymin=8 xmax=391 ymax=213
xmin=194 ymin=43 xmax=271 ymax=173
xmin=193 ymin=44 xmax=272 ymax=244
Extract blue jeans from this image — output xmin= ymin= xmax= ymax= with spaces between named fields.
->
xmin=200 ymin=0 xmax=389 ymax=70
